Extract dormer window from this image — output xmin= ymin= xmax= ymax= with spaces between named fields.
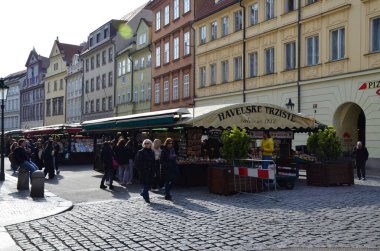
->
xmin=104 ymin=28 xmax=109 ymax=39
xmin=96 ymin=33 xmax=100 ymax=43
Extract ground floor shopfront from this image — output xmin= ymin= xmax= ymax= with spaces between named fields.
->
xmin=195 ymin=68 xmax=380 ymax=167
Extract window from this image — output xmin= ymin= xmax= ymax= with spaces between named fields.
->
xmin=54 ymin=81 xmax=57 ymax=91
xmin=147 ymin=85 xmax=152 ymax=101
xmin=173 ymin=78 xmax=179 ymax=100
xmin=372 ymin=17 xmax=380 ymax=52
xmin=184 ymin=0 xmax=190 ymax=13
xmin=89 ymin=37 xmax=93 ymax=47
xmin=285 ymin=42 xmax=296 ymax=70
xmin=46 ymin=99 xmax=51 ymax=117
xmin=200 ymin=26 xmax=206 ymax=44
xmin=52 ymin=98 xmax=57 ymax=116
xmin=156 ymin=46 xmax=161 ymax=67
xmin=265 ymin=47 xmax=275 ymax=74
xmin=96 ymin=76 xmax=100 ymax=90
xmin=174 ymin=0 xmax=179 ymax=20
xmin=96 ymin=99 xmax=100 ymax=112
xmin=200 ymin=66 xmax=206 ymax=87
xmin=138 ymin=33 xmax=147 ymax=45
xmin=90 ymin=78 xmax=94 ymax=92
xmin=122 ymin=60 xmax=126 ymax=75
xmin=59 ymin=79 xmax=63 ymax=90
xmin=104 ymin=28 xmax=108 ymax=39
xmin=127 ymin=59 xmax=131 ymax=72
xmin=91 ymin=57 xmax=94 ymax=70
xmin=156 ymin=11 xmax=161 ymax=31
xmin=164 ymin=5 xmax=170 ymax=26
xmin=155 ymin=82 xmax=160 ymax=104
xmin=184 ymin=32 xmax=190 ymax=55
xmin=134 ymin=88 xmax=138 ymax=103
xmin=141 ymin=57 xmax=145 ymax=68
xmin=96 ymin=33 xmax=100 ymax=43
xmin=250 ymin=3 xmax=259 ymax=26
xmin=306 ymin=35 xmax=319 ymax=66
xmin=85 ymin=101 xmax=89 ymax=114
xmin=164 ymin=42 xmax=170 ymax=64
xmin=134 ymin=60 xmax=139 ymax=70
xmin=148 ymin=54 xmax=152 ymax=66
xmin=222 ymin=16 xmax=229 ymax=36
xmin=234 ymin=57 xmax=242 ymax=80
xmin=221 ymin=60 xmax=229 ymax=83
xmin=54 ymin=63 xmax=58 ymax=71
xmin=96 ymin=54 xmax=100 ymax=67
xmin=90 ymin=100 xmax=94 ymax=112
xmin=285 ymin=0 xmax=295 ymax=13
xmin=58 ymin=97 xmax=63 ymax=115
xmin=118 ymin=62 xmax=122 ymax=76
xmin=127 ymin=91 xmax=131 ymax=102
xmin=234 ymin=10 xmax=242 ymax=31
xmin=102 ymin=74 xmax=106 ymax=88
xmin=85 ymin=80 xmax=89 ymax=93
xmin=210 ymin=63 xmax=216 ymax=85
xmin=211 ymin=21 xmax=217 ymax=41
xmin=265 ymin=0 xmax=274 ymax=20
xmin=183 ymin=74 xmax=189 ymax=98
xmin=108 ymin=72 xmax=113 ymax=87
xmin=108 ymin=97 xmax=112 ymax=111
xmin=141 ymin=85 xmax=145 ymax=101
xmin=306 ymin=0 xmax=318 ymax=5
xmin=174 ymin=37 xmax=179 ymax=60
xmin=108 ymin=48 xmax=113 ymax=62
xmin=102 ymin=98 xmax=106 ymax=111
xmin=330 ymin=28 xmax=345 ymax=61
xmin=163 ymin=81 xmax=169 ymax=102
xmin=249 ymin=52 xmax=258 ymax=77
xmin=102 ymin=50 xmax=106 ymax=65
xmin=85 ymin=59 xmax=89 ymax=72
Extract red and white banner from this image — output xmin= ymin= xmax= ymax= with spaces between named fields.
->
xmin=234 ymin=166 xmax=275 ymax=180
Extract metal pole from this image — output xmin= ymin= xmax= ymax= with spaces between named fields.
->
xmin=0 ymin=99 xmax=5 ymax=181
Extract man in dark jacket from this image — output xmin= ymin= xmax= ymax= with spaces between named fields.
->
xmin=352 ymin=141 xmax=369 ymax=180
xmin=134 ymin=139 xmax=154 ymax=203
xmin=13 ymin=139 xmax=37 ymax=178
xmin=161 ymin=138 xmax=179 ymax=201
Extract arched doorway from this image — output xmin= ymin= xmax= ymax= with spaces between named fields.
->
xmin=333 ymin=102 xmax=366 ymax=154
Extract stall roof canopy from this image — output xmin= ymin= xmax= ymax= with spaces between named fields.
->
xmin=82 ymin=108 xmax=190 ymax=132
xmin=23 ymin=124 xmax=82 ymax=136
xmin=182 ymin=103 xmax=326 ymax=131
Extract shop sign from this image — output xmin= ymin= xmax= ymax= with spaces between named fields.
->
xmin=359 ymin=81 xmax=380 ymax=95
xmin=377 ymin=89 xmax=380 ymax=96
xmin=250 ymin=131 xmax=294 ymax=139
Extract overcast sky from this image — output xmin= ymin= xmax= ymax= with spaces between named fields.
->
xmin=0 ymin=0 xmax=147 ymax=77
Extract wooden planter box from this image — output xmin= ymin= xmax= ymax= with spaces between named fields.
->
xmin=306 ymin=162 xmax=354 ymax=186
xmin=208 ymin=166 xmax=235 ymax=195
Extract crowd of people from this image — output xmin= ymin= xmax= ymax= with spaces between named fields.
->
xmin=8 ymin=137 xmax=62 ymax=179
xmin=100 ymin=137 xmax=179 ymax=203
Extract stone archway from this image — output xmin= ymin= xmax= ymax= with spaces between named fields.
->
xmin=333 ymin=102 xmax=366 ymax=154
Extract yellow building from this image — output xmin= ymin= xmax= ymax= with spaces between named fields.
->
xmin=194 ymin=0 xmax=380 ymax=165
xmin=44 ymin=38 xmax=83 ymax=125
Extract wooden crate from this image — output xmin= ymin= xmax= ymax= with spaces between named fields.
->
xmin=306 ymin=162 xmax=354 ymax=186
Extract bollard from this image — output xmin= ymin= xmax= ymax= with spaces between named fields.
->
xmin=30 ymin=170 xmax=45 ymax=197
xmin=17 ymin=167 xmax=30 ymax=190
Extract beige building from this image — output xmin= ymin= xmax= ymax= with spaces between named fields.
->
xmin=44 ymin=38 xmax=83 ymax=125
xmin=194 ymin=0 xmax=380 ymax=164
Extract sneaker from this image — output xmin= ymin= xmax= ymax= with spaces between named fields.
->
xmin=100 ymin=184 xmax=107 ymax=189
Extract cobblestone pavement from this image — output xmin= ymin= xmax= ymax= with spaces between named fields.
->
xmin=6 ymin=178 xmax=380 ymax=251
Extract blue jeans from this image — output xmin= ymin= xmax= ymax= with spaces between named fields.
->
xmin=262 ymin=156 xmax=272 ymax=169
xmin=20 ymin=160 xmax=37 ymax=178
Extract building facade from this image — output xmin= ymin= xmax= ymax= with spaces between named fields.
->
xmin=115 ymin=18 xmax=152 ymax=116
xmin=194 ymin=0 xmax=380 ymax=164
xmin=66 ymin=53 xmax=84 ymax=123
xmin=21 ymin=48 xmax=48 ymax=129
xmin=44 ymin=39 xmax=83 ymax=126
xmin=147 ymin=0 xmax=195 ymax=111
xmin=3 ymin=70 xmax=26 ymax=131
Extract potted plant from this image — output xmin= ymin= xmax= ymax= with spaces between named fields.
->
xmin=208 ymin=127 xmax=250 ymax=195
xmin=306 ymin=127 xmax=353 ymax=186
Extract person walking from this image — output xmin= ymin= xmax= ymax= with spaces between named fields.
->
xmin=161 ymin=138 xmax=178 ymax=201
xmin=352 ymin=141 xmax=369 ymax=180
xmin=53 ymin=140 xmax=61 ymax=175
xmin=100 ymin=141 xmax=114 ymax=190
xmin=125 ymin=139 xmax=135 ymax=185
xmin=114 ymin=138 xmax=129 ymax=186
xmin=134 ymin=139 xmax=155 ymax=203
xmin=42 ymin=140 xmax=55 ymax=179
xmin=151 ymin=139 xmax=162 ymax=191
xmin=261 ymin=131 xmax=274 ymax=169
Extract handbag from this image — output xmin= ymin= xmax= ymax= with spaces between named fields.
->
xmin=112 ymin=158 xmax=119 ymax=169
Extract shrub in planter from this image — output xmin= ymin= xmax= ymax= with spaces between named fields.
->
xmin=220 ymin=126 xmax=250 ymax=162
xmin=307 ymin=127 xmax=342 ymax=161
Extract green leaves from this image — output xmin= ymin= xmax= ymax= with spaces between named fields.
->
xmin=220 ymin=127 xmax=250 ymax=160
xmin=307 ymin=127 xmax=342 ymax=161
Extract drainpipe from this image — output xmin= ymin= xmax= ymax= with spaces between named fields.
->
xmin=128 ymin=53 xmax=134 ymax=112
xmin=80 ymin=59 xmax=85 ymax=123
xmin=297 ymin=0 xmax=301 ymax=113
xmin=190 ymin=22 xmax=196 ymax=122
xmin=240 ymin=0 xmax=246 ymax=103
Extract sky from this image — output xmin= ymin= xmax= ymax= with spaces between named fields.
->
xmin=0 ymin=0 xmax=147 ymax=77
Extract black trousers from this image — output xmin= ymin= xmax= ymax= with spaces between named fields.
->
xmin=151 ymin=160 xmax=162 ymax=189
xmin=356 ymin=161 xmax=366 ymax=179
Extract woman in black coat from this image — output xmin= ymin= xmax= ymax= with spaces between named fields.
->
xmin=100 ymin=141 xmax=114 ymax=190
xmin=43 ymin=140 xmax=55 ymax=179
xmin=352 ymin=141 xmax=369 ymax=180
xmin=160 ymin=138 xmax=178 ymax=201
xmin=134 ymin=139 xmax=155 ymax=203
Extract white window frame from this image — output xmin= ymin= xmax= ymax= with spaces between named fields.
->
xmin=265 ymin=0 xmax=274 ymax=20
xmin=234 ymin=57 xmax=242 ymax=80
xmin=234 ymin=10 xmax=242 ymax=32
xmin=148 ymin=85 xmax=152 ymax=101
xmin=164 ymin=5 xmax=170 ymax=26
xmin=156 ymin=11 xmax=161 ymax=31
xmin=174 ymin=37 xmax=179 ymax=60
xmin=164 ymin=42 xmax=170 ymax=64
xmin=285 ymin=0 xmax=296 ymax=13
xmin=285 ymin=41 xmax=296 ymax=70
xmin=210 ymin=63 xmax=217 ymax=85
xmin=163 ymin=80 xmax=169 ymax=102
xmin=200 ymin=66 xmax=206 ymax=87
xmin=250 ymin=3 xmax=258 ymax=26
xmin=122 ymin=60 xmax=126 ymax=75
xmin=371 ymin=17 xmax=380 ymax=52
xmin=118 ymin=62 xmax=122 ymax=77
xmin=306 ymin=35 xmax=319 ymax=66
xmin=141 ymin=85 xmax=145 ymax=101
xmin=174 ymin=0 xmax=179 ymax=20
xmin=200 ymin=26 xmax=206 ymax=44
xmin=183 ymin=74 xmax=190 ymax=98
xmin=222 ymin=16 xmax=229 ymax=36
xmin=184 ymin=32 xmax=190 ymax=55
xmin=184 ymin=0 xmax=190 ymax=13
xmin=156 ymin=46 xmax=161 ymax=67
xmin=221 ymin=60 xmax=229 ymax=83
xmin=173 ymin=78 xmax=179 ymax=100
xmin=127 ymin=59 xmax=131 ymax=73
xmin=211 ymin=21 xmax=217 ymax=41
xmin=265 ymin=47 xmax=275 ymax=74
xmin=249 ymin=52 xmax=258 ymax=77
xmin=330 ymin=27 xmax=345 ymax=61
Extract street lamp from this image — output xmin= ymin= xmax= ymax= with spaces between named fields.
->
xmin=0 ymin=78 xmax=9 ymax=181
xmin=285 ymin=98 xmax=295 ymax=111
